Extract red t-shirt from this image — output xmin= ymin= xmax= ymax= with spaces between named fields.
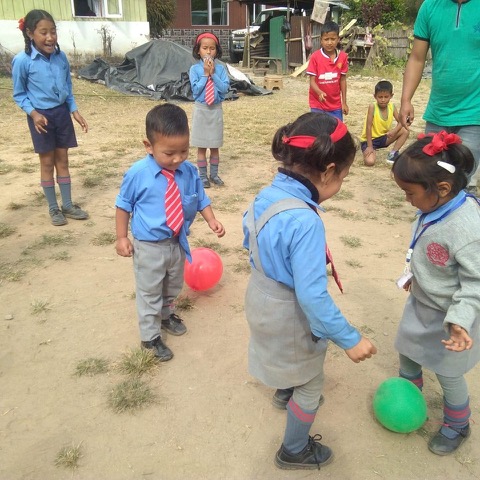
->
xmin=307 ymin=49 xmax=348 ymax=111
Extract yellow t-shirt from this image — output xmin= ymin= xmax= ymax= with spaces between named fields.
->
xmin=360 ymin=102 xmax=394 ymax=142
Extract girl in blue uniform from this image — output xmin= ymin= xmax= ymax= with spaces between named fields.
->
xmin=243 ymin=112 xmax=377 ymax=470
xmin=12 ymin=9 xmax=89 ymax=226
xmin=189 ymin=32 xmax=230 ymax=188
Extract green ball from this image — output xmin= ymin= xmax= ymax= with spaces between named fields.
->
xmin=373 ymin=377 xmax=427 ymax=433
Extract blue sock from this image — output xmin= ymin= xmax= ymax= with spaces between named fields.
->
xmin=41 ymin=180 xmax=58 ymax=211
xmin=57 ymin=176 xmax=72 ymax=209
xmin=399 ymin=369 xmax=423 ymax=390
xmin=441 ymin=397 xmax=470 ymax=438
xmin=283 ymin=399 xmax=317 ymax=454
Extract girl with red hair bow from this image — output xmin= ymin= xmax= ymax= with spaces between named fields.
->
xmin=392 ymin=131 xmax=480 ymax=456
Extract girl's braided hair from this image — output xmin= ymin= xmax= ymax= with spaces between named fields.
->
xmin=19 ymin=10 xmax=60 ymax=55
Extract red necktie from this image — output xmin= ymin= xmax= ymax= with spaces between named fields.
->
xmin=326 ymin=244 xmax=343 ymax=293
xmin=161 ymin=169 xmax=184 ymax=235
xmin=205 ymin=76 xmax=214 ymax=105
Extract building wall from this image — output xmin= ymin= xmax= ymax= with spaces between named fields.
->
xmin=164 ymin=0 xmax=249 ymax=55
xmin=0 ymin=0 xmax=149 ymax=57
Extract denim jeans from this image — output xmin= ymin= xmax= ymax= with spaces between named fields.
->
xmin=426 ymin=122 xmax=480 ymax=187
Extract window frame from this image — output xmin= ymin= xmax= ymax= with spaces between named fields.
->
xmin=72 ymin=0 xmax=123 ymax=19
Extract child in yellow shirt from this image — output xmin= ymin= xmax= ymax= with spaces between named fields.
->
xmin=360 ymin=80 xmax=409 ymax=166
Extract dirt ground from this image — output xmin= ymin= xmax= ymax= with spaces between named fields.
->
xmin=1 ymin=68 xmax=479 ymax=480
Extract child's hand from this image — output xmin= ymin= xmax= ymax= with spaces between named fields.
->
xmin=208 ymin=219 xmax=225 ymax=238
xmin=30 ymin=110 xmax=48 ymax=134
xmin=345 ymin=337 xmax=377 ymax=363
xmin=116 ymin=237 xmax=134 ymax=257
xmin=72 ymin=111 xmax=88 ymax=133
xmin=442 ymin=324 xmax=473 ymax=352
xmin=342 ymin=103 xmax=349 ymax=115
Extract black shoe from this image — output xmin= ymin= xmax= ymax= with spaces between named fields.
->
xmin=272 ymin=388 xmax=325 ymax=410
xmin=202 ymin=177 xmax=211 ymax=188
xmin=209 ymin=175 xmax=224 ymax=186
xmin=428 ymin=424 xmax=470 ymax=456
xmin=141 ymin=336 xmax=173 ymax=362
xmin=161 ymin=314 xmax=187 ymax=336
xmin=275 ymin=434 xmax=334 ymax=470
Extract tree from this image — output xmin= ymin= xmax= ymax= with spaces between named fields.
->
xmin=146 ymin=0 xmax=176 ymax=37
xmin=342 ymin=0 xmax=409 ymax=27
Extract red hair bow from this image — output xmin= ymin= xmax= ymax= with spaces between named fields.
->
xmin=18 ymin=17 xmax=25 ymax=31
xmin=418 ymin=131 xmax=462 ymax=156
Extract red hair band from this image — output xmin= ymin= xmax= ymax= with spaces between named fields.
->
xmin=282 ymin=118 xmax=348 ymax=148
xmin=18 ymin=17 xmax=25 ymax=31
xmin=418 ymin=131 xmax=462 ymax=156
xmin=196 ymin=33 xmax=219 ymax=45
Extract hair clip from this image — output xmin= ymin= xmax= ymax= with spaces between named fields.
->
xmin=436 ymin=161 xmax=456 ymax=174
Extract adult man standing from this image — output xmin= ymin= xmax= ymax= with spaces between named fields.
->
xmin=399 ymin=0 xmax=480 ymax=194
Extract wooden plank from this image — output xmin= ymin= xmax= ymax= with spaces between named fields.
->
xmin=290 ymin=60 xmax=309 ymax=77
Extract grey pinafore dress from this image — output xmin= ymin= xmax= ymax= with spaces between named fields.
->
xmin=244 ymin=198 xmax=328 ymax=389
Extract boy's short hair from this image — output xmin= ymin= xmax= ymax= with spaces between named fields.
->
xmin=146 ymin=104 xmax=189 ymax=143
xmin=375 ymin=80 xmax=394 ymax=95
xmin=321 ymin=21 xmax=339 ymax=36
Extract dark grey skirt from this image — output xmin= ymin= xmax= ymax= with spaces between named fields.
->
xmin=191 ymin=102 xmax=224 ymax=148
xmin=395 ymin=294 xmax=480 ymax=376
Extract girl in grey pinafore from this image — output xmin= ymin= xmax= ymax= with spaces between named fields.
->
xmin=392 ymin=131 xmax=480 ymax=456
xmin=242 ymin=112 xmax=377 ymax=470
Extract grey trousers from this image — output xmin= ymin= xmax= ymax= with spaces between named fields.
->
xmin=133 ymin=238 xmax=185 ymax=342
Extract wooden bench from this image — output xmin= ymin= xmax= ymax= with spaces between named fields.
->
xmin=251 ymin=56 xmax=283 ymax=75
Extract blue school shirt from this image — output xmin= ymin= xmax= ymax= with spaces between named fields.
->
xmin=115 ymin=155 xmax=211 ymax=262
xmin=12 ymin=46 xmax=78 ymax=115
xmin=242 ymin=172 xmax=361 ymax=349
xmin=189 ymin=61 xmax=230 ymax=104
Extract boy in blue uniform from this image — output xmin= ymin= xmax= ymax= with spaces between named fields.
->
xmin=115 ymin=104 xmax=225 ymax=361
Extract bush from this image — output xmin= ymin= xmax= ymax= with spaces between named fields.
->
xmin=343 ymin=0 xmax=407 ymax=27
xmin=147 ymin=0 xmax=176 ymax=37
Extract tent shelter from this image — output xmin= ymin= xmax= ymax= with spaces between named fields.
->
xmin=78 ymin=40 xmax=269 ymax=101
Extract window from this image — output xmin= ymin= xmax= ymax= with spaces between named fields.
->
xmin=73 ymin=0 xmax=123 ymax=18
xmin=191 ymin=0 xmax=228 ymax=26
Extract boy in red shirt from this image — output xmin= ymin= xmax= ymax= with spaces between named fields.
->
xmin=307 ymin=21 xmax=348 ymax=121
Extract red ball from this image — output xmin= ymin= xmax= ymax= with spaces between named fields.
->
xmin=184 ymin=247 xmax=223 ymax=291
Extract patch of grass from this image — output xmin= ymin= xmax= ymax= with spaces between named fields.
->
xmin=91 ymin=232 xmax=116 ymax=246
xmin=332 ymin=189 xmax=354 ymax=201
xmin=50 ymin=251 xmax=71 ymax=261
xmin=82 ymin=175 xmax=102 ymax=188
xmin=244 ymin=180 xmax=267 ymax=194
xmin=215 ymin=194 xmax=245 ymax=213
xmin=175 ymin=295 xmax=194 ymax=311
xmin=31 ymin=299 xmax=51 ymax=315
xmin=0 ymin=223 xmax=16 ymax=239
xmin=0 ymin=161 xmax=14 ymax=175
xmin=7 ymin=202 xmax=25 ymax=210
xmin=0 ymin=262 xmax=26 ymax=282
xmin=54 ymin=442 xmax=83 ymax=470
xmin=325 ymin=206 xmax=365 ymax=221
xmin=117 ymin=348 xmax=158 ymax=377
xmin=19 ymin=163 xmax=37 ymax=174
xmin=340 ymin=235 xmax=362 ymax=248
xmin=24 ymin=232 xmax=76 ymax=253
xmin=75 ymin=357 xmax=109 ymax=376
xmin=379 ymin=196 xmax=404 ymax=209
xmin=108 ymin=377 xmax=156 ymax=413
xmin=28 ymin=190 xmax=46 ymax=206
xmin=191 ymin=239 xmax=230 ymax=255
xmin=346 ymin=259 xmax=363 ymax=268
xmin=233 ymin=261 xmax=250 ymax=273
